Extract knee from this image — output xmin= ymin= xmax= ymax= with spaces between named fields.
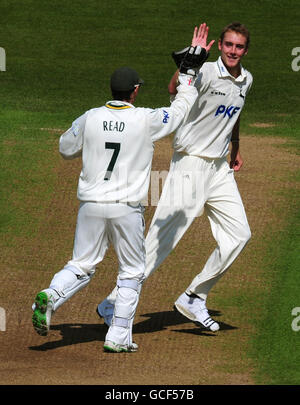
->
xmin=225 ymin=225 xmax=251 ymax=252
xmin=65 ymin=263 xmax=96 ymax=278
xmin=240 ymin=226 xmax=251 ymax=246
xmin=119 ymin=264 xmax=145 ymax=282
xmin=232 ymin=226 xmax=251 ymax=253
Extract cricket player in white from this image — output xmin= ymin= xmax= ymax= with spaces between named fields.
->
xmin=99 ymin=22 xmax=253 ymax=333
xmin=31 ymin=28 xmax=211 ymax=352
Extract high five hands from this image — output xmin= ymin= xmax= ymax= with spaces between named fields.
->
xmin=192 ymin=23 xmax=215 ymax=52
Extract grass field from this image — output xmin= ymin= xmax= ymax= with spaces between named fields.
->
xmin=0 ymin=0 xmax=299 ymax=388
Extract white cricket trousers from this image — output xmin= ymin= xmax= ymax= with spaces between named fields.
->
xmin=144 ymin=151 xmax=251 ymax=300
xmin=49 ymin=202 xmax=145 ymax=346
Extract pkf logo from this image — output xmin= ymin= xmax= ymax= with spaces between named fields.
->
xmin=215 ymin=105 xmax=240 ymax=118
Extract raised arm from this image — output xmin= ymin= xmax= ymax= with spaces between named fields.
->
xmin=169 ymin=23 xmax=215 ymax=95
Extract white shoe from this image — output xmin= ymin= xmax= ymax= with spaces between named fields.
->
xmin=96 ymin=298 xmax=114 ymax=327
xmin=103 ymin=340 xmax=138 ymax=353
xmin=174 ymin=292 xmax=220 ymax=332
xmin=32 ymin=290 xmax=55 ymax=336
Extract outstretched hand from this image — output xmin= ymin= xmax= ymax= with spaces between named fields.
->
xmin=192 ymin=23 xmax=215 ymax=52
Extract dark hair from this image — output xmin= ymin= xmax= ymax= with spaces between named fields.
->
xmin=220 ymin=22 xmax=250 ymax=49
xmin=111 ymin=89 xmax=134 ymax=101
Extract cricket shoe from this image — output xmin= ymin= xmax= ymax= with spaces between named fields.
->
xmin=103 ymin=340 xmax=138 ymax=353
xmin=32 ymin=290 xmax=54 ymax=336
xmin=174 ymin=292 xmax=220 ymax=332
xmin=96 ymin=298 xmax=114 ymax=327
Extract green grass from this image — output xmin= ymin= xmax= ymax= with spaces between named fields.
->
xmin=250 ymin=191 xmax=300 ymax=384
xmin=0 ymin=110 xmax=59 ymax=241
xmin=0 ymin=0 xmax=299 ymax=384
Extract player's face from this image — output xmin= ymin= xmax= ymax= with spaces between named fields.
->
xmin=218 ymin=31 xmax=248 ymax=76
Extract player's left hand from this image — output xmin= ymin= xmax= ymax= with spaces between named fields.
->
xmin=192 ymin=23 xmax=215 ymax=52
xmin=230 ymin=150 xmax=243 ymax=171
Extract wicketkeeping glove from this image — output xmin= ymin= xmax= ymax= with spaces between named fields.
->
xmin=172 ymin=45 xmax=209 ymax=76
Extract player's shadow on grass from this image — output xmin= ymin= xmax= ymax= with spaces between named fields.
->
xmin=135 ymin=308 xmax=236 ymax=336
xmin=28 ymin=308 xmax=236 ymax=351
xmin=28 ymin=323 xmax=107 ymax=351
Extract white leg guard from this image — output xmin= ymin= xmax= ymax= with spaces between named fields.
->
xmin=49 ymin=265 xmax=94 ymax=312
xmin=105 ymin=278 xmax=142 ymax=346
xmin=106 ymin=286 xmax=118 ymax=304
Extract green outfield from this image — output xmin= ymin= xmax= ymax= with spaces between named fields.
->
xmin=0 ymin=0 xmax=299 ymax=386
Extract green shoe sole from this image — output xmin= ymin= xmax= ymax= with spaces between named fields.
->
xmin=103 ymin=344 xmax=122 ymax=353
xmin=103 ymin=341 xmax=138 ymax=353
xmin=32 ymin=291 xmax=49 ymax=336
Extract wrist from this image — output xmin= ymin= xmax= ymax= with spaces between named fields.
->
xmin=178 ymin=73 xmax=196 ymax=86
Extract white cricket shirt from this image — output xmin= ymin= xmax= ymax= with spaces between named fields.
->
xmin=173 ymin=56 xmax=253 ymax=158
xmin=59 ymin=75 xmax=197 ymax=204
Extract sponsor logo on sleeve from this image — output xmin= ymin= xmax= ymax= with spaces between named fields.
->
xmin=162 ymin=110 xmax=170 ymax=123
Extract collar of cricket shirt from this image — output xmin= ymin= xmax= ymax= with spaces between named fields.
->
xmin=216 ymin=56 xmax=247 ymax=83
xmin=105 ymin=100 xmax=134 ymax=110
